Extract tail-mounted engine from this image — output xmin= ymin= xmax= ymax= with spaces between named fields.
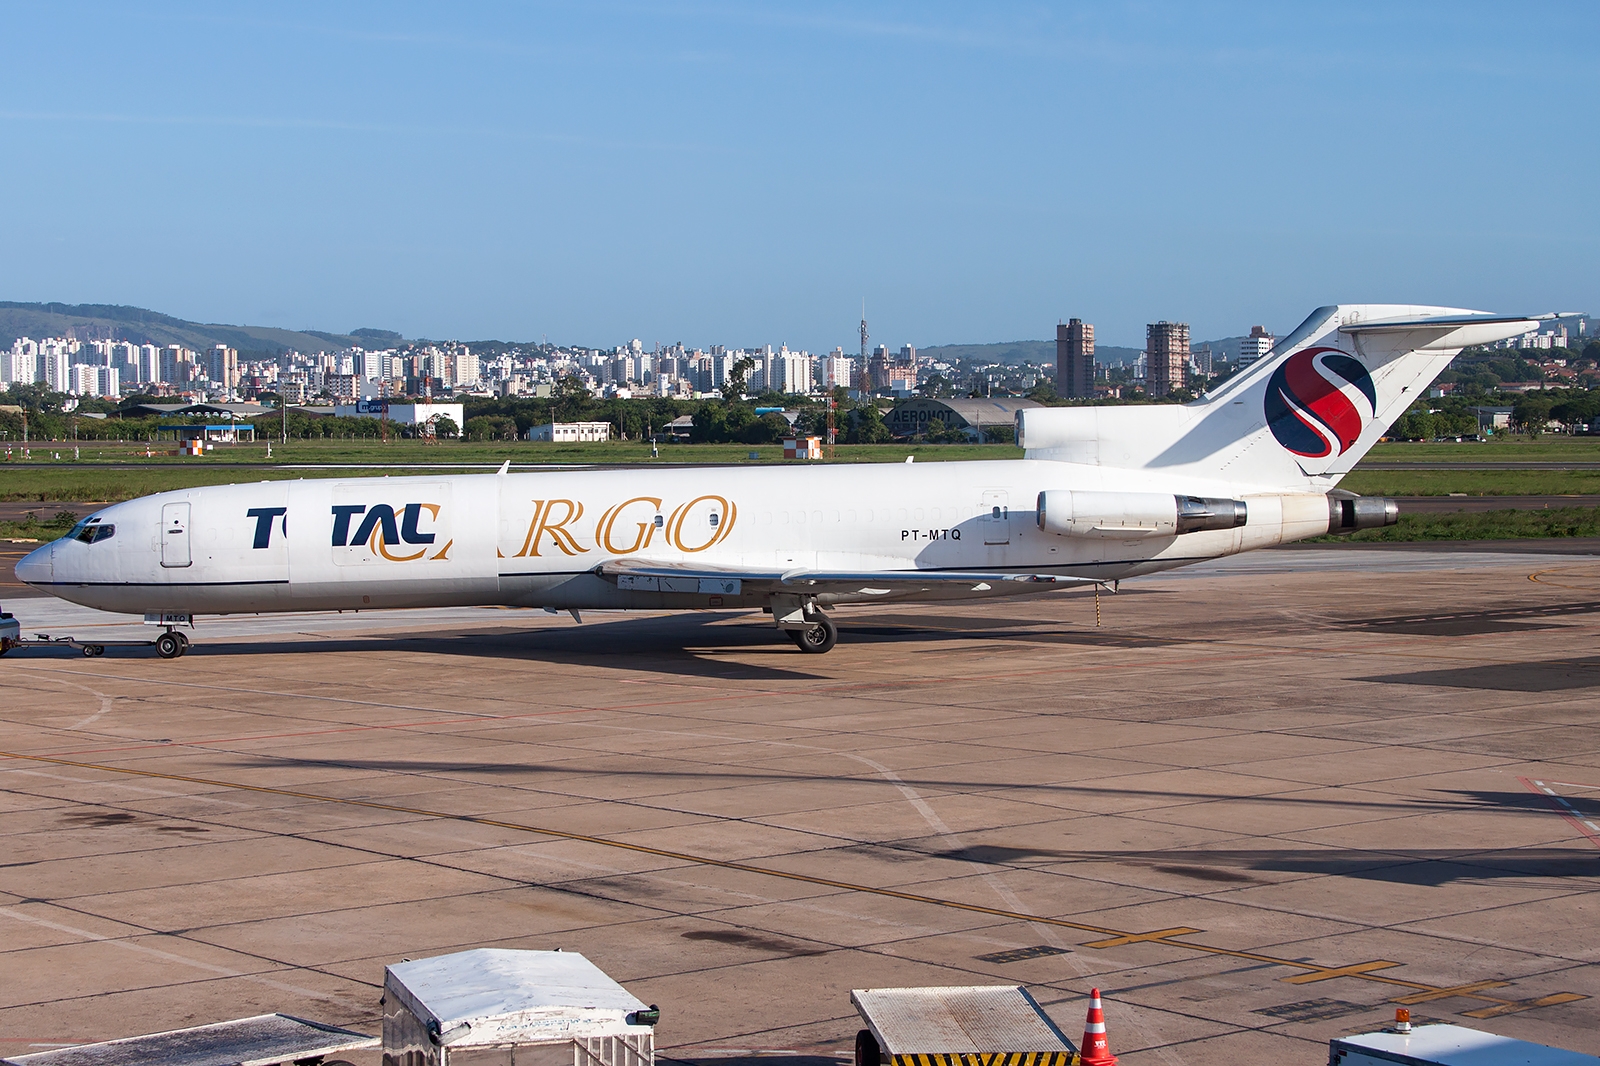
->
xmin=1036 ymin=490 xmax=1247 ymax=539
xmin=1327 ymin=492 xmax=1399 ymax=534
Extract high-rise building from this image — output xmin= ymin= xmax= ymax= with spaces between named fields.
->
xmin=2 ymin=340 xmax=38 ymax=385
xmin=1145 ymin=321 xmax=1190 ymax=398
xmin=1056 ymin=318 xmax=1095 ymax=398
xmin=1239 ymin=325 xmax=1274 ymax=368
xmin=160 ymin=345 xmax=194 ymax=384
xmin=139 ymin=344 xmax=161 ymax=385
xmin=868 ymin=344 xmax=892 ymax=392
xmin=770 ymin=349 xmax=813 ymax=395
xmin=206 ymin=345 xmax=240 ymax=390
xmin=42 ymin=351 xmax=72 ymax=393
xmin=71 ymin=364 xmax=120 ymax=398
xmin=823 ymin=351 xmax=854 ymax=390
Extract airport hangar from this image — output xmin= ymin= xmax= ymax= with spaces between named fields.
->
xmin=886 ymin=397 xmax=1042 ymax=438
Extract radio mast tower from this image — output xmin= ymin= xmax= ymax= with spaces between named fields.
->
xmin=858 ymin=300 xmax=869 ymax=392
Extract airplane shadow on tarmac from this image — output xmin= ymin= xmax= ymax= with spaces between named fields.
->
xmin=867 ymin=841 xmax=1600 ymax=886
xmin=223 ymin=741 xmax=1600 ymax=886
xmin=37 ymin=609 xmax=1183 ymax=680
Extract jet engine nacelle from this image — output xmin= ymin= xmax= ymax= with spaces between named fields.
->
xmin=1327 ymin=493 xmax=1399 ymax=534
xmin=1036 ymin=490 xmax=1248 ymax=539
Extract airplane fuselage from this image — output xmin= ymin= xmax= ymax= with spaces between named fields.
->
xmin=19 ymin=459 xmax=1333 ymax=617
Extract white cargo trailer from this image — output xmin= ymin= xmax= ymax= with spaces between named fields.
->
xmin=383 ymin=949 xmax=659 ymax=1066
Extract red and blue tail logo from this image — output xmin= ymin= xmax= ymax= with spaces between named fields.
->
xmin=1265 ymin=347 xmax=1377 ymax=460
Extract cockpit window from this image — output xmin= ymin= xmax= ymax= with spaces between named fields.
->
xmin=73 ymin=520 xmax=115 ymax=545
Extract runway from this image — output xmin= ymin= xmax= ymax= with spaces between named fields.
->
xmin=3 ymin=547 xmax=1600 ymax=1064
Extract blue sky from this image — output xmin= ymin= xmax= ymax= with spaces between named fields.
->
xmin=1 ymin=2 xmax=1594 ymax=349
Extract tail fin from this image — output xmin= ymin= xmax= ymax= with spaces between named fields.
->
xmin=1019 ymin=304 xmax=1544 ymax=489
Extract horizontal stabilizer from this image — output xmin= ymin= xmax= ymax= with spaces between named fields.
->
xmin=1339 ymin=312 xmax=1551 ymax=333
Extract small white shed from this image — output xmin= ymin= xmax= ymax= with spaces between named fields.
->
xmin=383 ymin=949 xmax=657 ymax=1066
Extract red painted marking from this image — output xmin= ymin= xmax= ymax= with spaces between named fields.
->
xmin=1519 ymin=776 xmax=1600 ymax=849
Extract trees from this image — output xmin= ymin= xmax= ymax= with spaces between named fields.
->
xmin=464 ymin=415 xmax=519 ymax=441
xmin=552 ymin=374 xmax=592 ymax=423
xmin=846 ymin=403 xmax=891 ymax=444
xmin=1512 ymin=394 xmax=1554 ymax=437
xmin=722 ymin=356 xmax=755 ymax=401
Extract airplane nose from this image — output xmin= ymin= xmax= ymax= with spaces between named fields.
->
xmin=15 ymin=542 xmax=51 ymax=586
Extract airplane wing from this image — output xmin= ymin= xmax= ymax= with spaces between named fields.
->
xmin=596 ymin=558 xmax=1101 ymax=596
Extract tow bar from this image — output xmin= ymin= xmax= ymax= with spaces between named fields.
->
xmin=0 ymin=610 xmax=194 ymax=659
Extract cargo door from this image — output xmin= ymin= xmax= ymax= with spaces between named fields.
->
xmin=981 ymin=489 xmax=1010 ymax=545
xmin=161 ymin=502 xmax=192 ymax=568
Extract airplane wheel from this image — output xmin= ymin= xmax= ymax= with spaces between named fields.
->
xmin=94 ymin=645 xmax=106 ymax=656
xmin=82 ymin=645 xmax=97 ymax=657
xmin=790 ymin=616 xmax=837 ymax=654
xmin=155 ymin=633 xmax=183 ymax=659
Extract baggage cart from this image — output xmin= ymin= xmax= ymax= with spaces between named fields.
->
xmin=850 ymin=986 xmax=1078 ymax=1066
xmin=1 ymin=1012 xmax=376 ymax=1066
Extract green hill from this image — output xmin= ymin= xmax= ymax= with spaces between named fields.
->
xmin=0 ymin=302 xmax=403 ymax=357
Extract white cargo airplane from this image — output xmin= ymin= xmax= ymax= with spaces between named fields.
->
xmin=10 ymin=304 xmax=1544 ymax=658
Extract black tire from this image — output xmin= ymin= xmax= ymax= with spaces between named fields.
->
xmin=791 ymin=615 xmax=837 ymax=654
xmin=155 ymin=633 xmax=183 ymax=659
xmin=82 ymin=645 xmax=96 ymax=657
xmin=855 ymin=1029 xmax=881 ymax=1066
xmin=92 ymin=645 xmax=106 ymax=656
xmin=174 ymin=631 xmax=190 ymax=648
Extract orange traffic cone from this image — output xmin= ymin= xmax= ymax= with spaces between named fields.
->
xmin=1078 ymin=988 xmax=1117 ymax=1066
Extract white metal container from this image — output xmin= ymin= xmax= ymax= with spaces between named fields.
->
xmin=1330 ymin=1023 xmax=1600 ymax=1066
xmin=383 ymin=949 xmax=657 ymax=1066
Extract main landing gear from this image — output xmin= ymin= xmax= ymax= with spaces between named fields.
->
xmin=773 ymin=594 xmax=838 ymax=654
xmin=788 ymin=615 xmax=837 ymax=654
xmin=154 ymin=630 xmax=191 ymax=659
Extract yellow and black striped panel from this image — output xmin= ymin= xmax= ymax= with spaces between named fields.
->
xmin=891 ymin=1052 xmax=1076 ymax=1066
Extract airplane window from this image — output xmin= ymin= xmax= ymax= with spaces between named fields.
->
xmin=653 ymin=514 xmax=664 ymax=528
xmin=75 ymin=523 xmax=115 ymax=544
xmin=709 ymin=513 xmax=720 ymax=528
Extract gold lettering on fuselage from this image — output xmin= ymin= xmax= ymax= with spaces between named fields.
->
xmin=517 ymin=499 xmax=589 ymax=556
xmin=372 ymin=502 xmax=439 ymax=561
xmin=596 ymin=496 xmax=662 ymax=554
xmin=669 ymin=495 xmax=737 ymax=553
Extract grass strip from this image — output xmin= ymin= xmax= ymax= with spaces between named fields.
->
xmin=1309 ymin=506 xmax=1600 ymax=542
